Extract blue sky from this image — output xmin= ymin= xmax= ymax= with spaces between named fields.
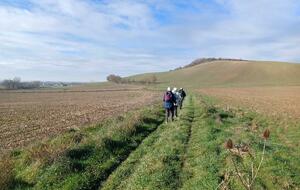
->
xmin=0 ymin=0 xmax=300 ymax=82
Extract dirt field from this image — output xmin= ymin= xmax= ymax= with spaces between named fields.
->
xmin=0 ymin=87 xmax=160 ymax=152
xmin=198 ymin=86 xmax=300 ymax=120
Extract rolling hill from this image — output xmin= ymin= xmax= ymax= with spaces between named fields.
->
xmin=129 ymin=60 xmax=300 ymax=89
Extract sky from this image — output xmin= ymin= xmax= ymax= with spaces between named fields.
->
xmin=0 ymin=0 xmax=300 ymax=82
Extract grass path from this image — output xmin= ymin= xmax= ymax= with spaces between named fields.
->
xmin=180 ymin=97 xmax=230 ymax=189
xmin=101 ymin=96 xmax=196 ymax=190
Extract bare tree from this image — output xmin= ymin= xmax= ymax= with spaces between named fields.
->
xmin=2 ymin=77 xmax=21 ymax=89
xmin=1 ymin=77 xmax=41 ymax=89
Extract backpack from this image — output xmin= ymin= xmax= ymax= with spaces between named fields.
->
xmin=164 ymin=92 xmax=173 ymax=102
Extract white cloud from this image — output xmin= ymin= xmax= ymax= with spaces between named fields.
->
xmin=0 ymin=0 xmax=299 ymax=81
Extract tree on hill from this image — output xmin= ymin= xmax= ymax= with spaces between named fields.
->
xmin=106 ymin=74 xmax=157 ymax=85
xmin=174 ymin=57 xmax=246 ymax=70
xmin=106 ymin=74 xmax=123 ymax=83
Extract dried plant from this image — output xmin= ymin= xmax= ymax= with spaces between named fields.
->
xmin=263 ymin=129 xmax=270 ymax=139
xmin=217 ymin=129 xmax=270 ymax=190
xmin=224 ymin=139 xmax=233 ymax=149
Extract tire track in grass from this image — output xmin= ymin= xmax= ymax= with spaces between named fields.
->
xmin=101 ymin=96 xmax=196 ymax=190
xmin=179 ymin=96 xmax=201 ymax=187
xmin=180 ymin=96 xmax=195 ymax=175
xmin=180 ymin=96 xmax=231 ymax=190
xmin=100 ymin=123 xmax=169 ymax=189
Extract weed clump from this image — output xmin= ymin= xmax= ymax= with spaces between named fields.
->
xmin=220 ymin=129 xmax=271 ymax=190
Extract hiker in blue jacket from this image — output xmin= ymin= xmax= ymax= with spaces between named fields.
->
xmin=163 ymin=87 xmax=175 ymax=123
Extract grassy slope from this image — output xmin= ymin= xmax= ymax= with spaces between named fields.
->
xmin=129 ymin=60 xmax=300 ymax=89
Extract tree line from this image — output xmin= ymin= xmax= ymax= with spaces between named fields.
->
xmin=1 ymin=77 xmax=41 ymax=90
xmin=107 ymin=74 xmax=157 ymax=84
xmin=174 ymin=57 xmax=246 ymax=70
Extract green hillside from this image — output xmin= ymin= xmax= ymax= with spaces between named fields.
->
xmin=130 ymin=60 xmax=300 ymax=88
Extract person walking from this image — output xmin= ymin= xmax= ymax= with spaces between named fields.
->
xmin=172 ymin=87 xmax=180 ymax=118
xmin=163 ymin=87 xmax=175 ymax=123
xmin=178 ymin=88 xmax=186 ymax=109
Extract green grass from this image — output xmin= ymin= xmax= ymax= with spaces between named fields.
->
xmin=180 ymin=100 xmax=231 ymax=189
xmin=101 ymin=94 xmax=300 ymax=190
xmin=189 ymin=95 xmax=300 ymax=189
xmin=101 ymin=96 xmax=195 ymax=190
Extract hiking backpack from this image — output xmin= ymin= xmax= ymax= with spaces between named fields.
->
xmin=164 ymin=92 xmax=173 ymax=102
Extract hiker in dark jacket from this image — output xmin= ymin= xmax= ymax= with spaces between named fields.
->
xmin=163 ymin=87 xmax=175 ymax=123
xmin=179 ymin=88 xmax=186 ymax=109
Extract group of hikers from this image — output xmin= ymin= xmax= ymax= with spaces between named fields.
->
xmin=163 ymin=87 xmax=186 ymax=122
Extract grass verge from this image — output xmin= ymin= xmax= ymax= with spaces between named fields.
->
xmin=182 ymin=94 xmax=300 ymax=189
xmin=1 ymin=104 xmax=164 ymax=190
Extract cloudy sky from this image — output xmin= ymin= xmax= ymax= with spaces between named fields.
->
xmin=0 ymin=0 xmax=300 ymax=82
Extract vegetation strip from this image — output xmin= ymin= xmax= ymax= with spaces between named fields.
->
xmin=100 ymin=96 xmax=195 ymax=190
xmin=1 ymin=104 xmax=164 ymax=190
xmin=100 ymin=122 xmax=168 ymax=189
xmin=180 ymin=97 xmax=230 ymax=189
xmin=181 ymin=95 xmax=300 ymax=189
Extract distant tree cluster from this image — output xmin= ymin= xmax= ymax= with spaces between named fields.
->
xmin=174 ymin=57 xmax=246 ymax=70
xmin=106 ymin=74 xmax=123 ymax=84
xmin=107 ymin=74 xmax=157 ymax=85
xmin=1 ymin=77 xmax=41 ymax=89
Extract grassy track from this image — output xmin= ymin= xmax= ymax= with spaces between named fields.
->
xmin=180 ymin=97 xmax=231 ymax=189
xmin=101 ymin=96 xmax=195 ymax=190
xmin=101 ymin=94 xmax=300 ymax=190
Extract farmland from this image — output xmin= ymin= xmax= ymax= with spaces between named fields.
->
xmin=198 ymin=86 xmax=300 ymax=120
xmin=0 ymin=85 xmax=159 ymax=152
xmin=2 ymin=94 xmax=299 ymax=189
xmin=1 ymin=60 xmax=300 ymax=189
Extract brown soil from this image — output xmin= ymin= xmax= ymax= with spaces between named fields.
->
xmin=0 ymin=88 xmax=159 ymax=152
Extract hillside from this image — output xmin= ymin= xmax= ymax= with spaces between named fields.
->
xmin=130 ymin=60 xmax=300 ymax=89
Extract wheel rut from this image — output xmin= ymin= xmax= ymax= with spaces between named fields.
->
xmin=100 ymin=95 xmax=199 ymax=190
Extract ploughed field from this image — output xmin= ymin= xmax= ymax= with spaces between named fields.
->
xmin=0 ymin=87 xmax=159 ymax=152
xmin=198 ymin=86 xmax=300 ymax=120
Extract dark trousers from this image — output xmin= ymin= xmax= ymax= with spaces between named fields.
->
xmin=173 ymin=106 xmax=178 ymax=117
xmin=180 ymin=97 xmax=185 ymax=109
xmin=165 ymin=107 xmax=174 ymax=122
